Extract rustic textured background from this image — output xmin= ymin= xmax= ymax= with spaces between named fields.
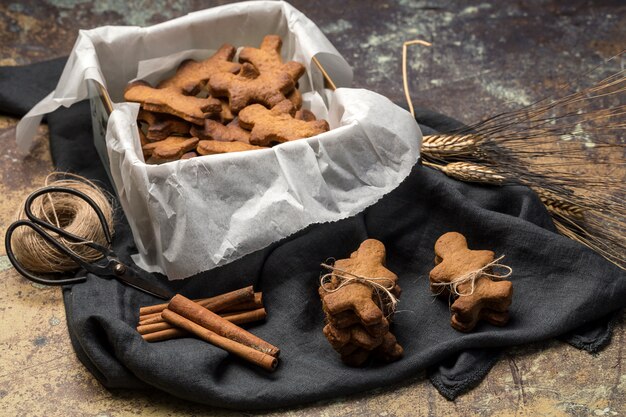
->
xmin=0 ymin=1 xmax=624 ymax=416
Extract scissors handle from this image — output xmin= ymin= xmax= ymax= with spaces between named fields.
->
xmin=23 ymin=186 xmax=113 ymax=245
xmin=4 ymin=186 xmax=114 ymax=286
xmin=5 ymin=186 xmax=172 ymax=299
xmin=5 ymin=220 xmax=88 ymax=286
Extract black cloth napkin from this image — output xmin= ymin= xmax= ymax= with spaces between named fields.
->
xmin=1 ymin=59 xmax=625 ymax=409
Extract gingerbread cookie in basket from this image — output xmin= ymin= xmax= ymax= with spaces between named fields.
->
xmin=319 ymin=239 xmax=403 ymax=366
xmin=124 ymin=35 xmax=330 ymax=164
xmin=429 ymin=232 xmax=513 ymax=332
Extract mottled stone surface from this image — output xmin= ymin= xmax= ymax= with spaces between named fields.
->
xmin=0 ymin=1 xmax=624 ymax=416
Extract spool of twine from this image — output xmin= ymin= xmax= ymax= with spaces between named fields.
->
xmin=10 ymin=173 xmax=114 ymax=274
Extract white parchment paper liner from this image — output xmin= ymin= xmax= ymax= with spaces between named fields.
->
xmin=16 ymin=1 xmax=421 ymax=279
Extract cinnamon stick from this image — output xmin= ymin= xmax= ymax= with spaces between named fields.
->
xmin=162 ymin=309 xmax=277 ymax=372
xmin=138 ymin=307 xmax=267 ymax=336
xmin=139 ymin=286 xmax=256 ymax=316
xmin=137 ymin=321 xmax=172 ymax=335
xmin=168 ymin=294 xmax=280 ymax=357
xmin=142 ymin=327 xmax=188 ymax=342
xmin=138 ymin=294 xmax=265 ymax=326
xmin=138 ymin=312 xmax=163 ymax=325
xmin=221 ymin=308 xmax=267 ymax=325
xmin=220 ymin=292 xmax=263 ymax=313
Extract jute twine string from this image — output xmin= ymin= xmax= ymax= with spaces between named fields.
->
xmin=320 ymin=260 xmax=398 ymax=317
xmin=431 ymin=255 xmax=513 ymax=298
xmin=402 ymin=39 xmax=432 ymax=117
xmin=11 ymin=172 xmax=114 ymax=273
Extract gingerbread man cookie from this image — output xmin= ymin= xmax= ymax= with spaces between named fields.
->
xmin=339 ymin=332 xmax=404 ymax=367
xmin=325 ymin=310 xmax=390 ymax=337
xmin=320 ymin=239 xmax=404 ymax=366
xmin=295 ymin=109 xmax=317 ymax=122
xmin=323 ymin=323 xmax=383 ymax=354
xmin=138 ymin=110 xmax=191 ymax=141
xmin=287 ymin=88 xmax=303 ymax=110
xmin=191 ymin=118 xmax=251 ymax=143
xmin=371 ymin=332 xmax=404 ymax=363
xmin=321 ymin=242 xmax=399 ymax=326
xmin=196 ymin=139 xmax=266 ymax=156
xmin=157 ymin=44 xmax=241 ymax=95
xmin=430 ymin=232 xmax=513 ymax=332
xmin=217 ymin=100 xmax=235 ymax=123
xmin=208 ymin=62 xmax=296 ymax=113
xmin=180 ymin=151 xmax=198 ymax=160
xmin=238 ymin=102 xmax=329 ymax=146
xmin=125 ymin=81 xmax=221 ymax=125
xmin=238 ymin=35 xmax=305 ymax=83
xmin=449 ymin=276 xmax=513 ymax=332
xmin=125 ymin=34 xmax=332 ymax=163
xmin=142 ymin=136 xmax=199 ymax=163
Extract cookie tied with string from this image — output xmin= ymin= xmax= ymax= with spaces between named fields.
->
xmin=319 ymin=239 xmax=403 ymax=366
xmin=430 ymin=232 xmax=513 ymax=332
xmin=321 ymin=239 xmax=401 ymax=323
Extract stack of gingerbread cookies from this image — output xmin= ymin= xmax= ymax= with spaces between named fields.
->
xmin=429 ymin=232 xmax=513 ymax=332
xmin=124 ymin=35 xmax=330 ymax=164
xmin=319 ymin=239 xmax=404 ymax=366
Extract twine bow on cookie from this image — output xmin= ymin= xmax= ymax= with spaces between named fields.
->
xmin=320 ymin=260 xmax=398 ymax=317
xmin=431 ymin=255 xmax=513 ymax=298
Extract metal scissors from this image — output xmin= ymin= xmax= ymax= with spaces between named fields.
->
xmin=4 ymin=186 xmax=172 ymax=300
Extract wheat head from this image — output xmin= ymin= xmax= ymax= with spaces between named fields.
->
xmin=421 ymin=134 xmax=479 ymax=158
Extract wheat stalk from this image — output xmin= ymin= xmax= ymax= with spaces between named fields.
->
xmin=410 ymin=47 xmax=625 ymax=269
xmin=552 ymin=215 xmax=626 ymax=269
xmin=421 ymin=134 xmax=479 ymax=158
xmin=423 ymin=161 xmax=506 ymax=185
xmin=531 ymin=187 xmax=586 ymax=221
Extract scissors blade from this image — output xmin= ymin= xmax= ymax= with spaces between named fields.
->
xmin=114 ymin=264 xmax=173 ymax=300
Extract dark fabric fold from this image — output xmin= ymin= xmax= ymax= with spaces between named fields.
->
xmin=0 ymin=57 xmax=67 ymax=119
xmin=428 ymin=348 xmax=502 ymax=400
xmin=2 ymin=58 xmax=624 ymax=409
xmin=560 ymin=311 xmax=621 ymax=353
